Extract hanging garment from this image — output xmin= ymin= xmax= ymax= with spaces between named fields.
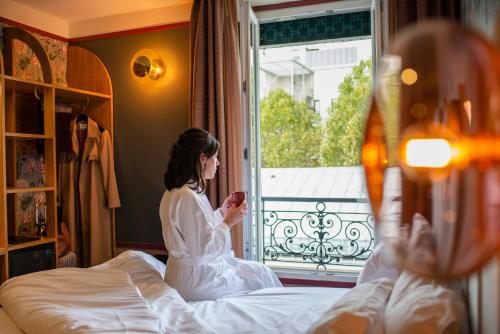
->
xmin=61 ymin=117 xmax=121 ymax=267
xmin=159 ymin=185 xmax=282 ymax=301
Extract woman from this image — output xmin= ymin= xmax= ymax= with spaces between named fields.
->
xmin=160 ymin=128 xmax=282 ymax=301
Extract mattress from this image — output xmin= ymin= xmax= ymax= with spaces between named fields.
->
xmin=0 ymin=287 xmax=348 ymax=334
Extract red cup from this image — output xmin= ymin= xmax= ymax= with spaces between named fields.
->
xmin=231 ymin=191 xmax=246 ymax=206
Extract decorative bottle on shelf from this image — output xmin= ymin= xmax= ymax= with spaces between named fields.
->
xmin=35 ymin=203 xmax=47 ymax=237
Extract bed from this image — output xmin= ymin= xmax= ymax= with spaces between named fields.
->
xmin=0 ymin=251 xmax=350 ymax=334
xmin=0 ymin=249 xmax=468 ymax=334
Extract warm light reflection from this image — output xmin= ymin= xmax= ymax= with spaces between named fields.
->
xmin=472 ymin=137 xmax=500 ymax=161
xmin=410 ymin=103 xmax=428 ymax=119
xmin=404 ymin=139 xmax=451 ymax=167
xmin=362 ymin=143 xmax=381 ymax=167
xmin=401 ymin=68 xmax=418 ymax=85
xmin=149 ymin=61 xmax=165 ymax=80
xmin=463 ymin=100 xmax=472 ymax=125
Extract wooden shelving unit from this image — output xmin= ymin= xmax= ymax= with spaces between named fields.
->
xmin=4 ymin=75 xmax=53 ymax=91
xmin=0 ymin=27 xmax=115 ymax=283
xmin=0 ymin=32 xmax=7 ymax=283
xmin=5 ymin=133 xmax=53 ymax=139
xmin=7 ymin=237 xmax=56 ymax=252
xmin=6 ymin=186 xmax=55 ymax=194
xmin=55 ymin=86 xmax=111 ymax=100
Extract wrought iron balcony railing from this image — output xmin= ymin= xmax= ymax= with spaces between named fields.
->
xmin=261 ymin=196 xmax=375 ymax=271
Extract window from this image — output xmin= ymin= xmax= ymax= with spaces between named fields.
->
xmin=242 ymin=2 xmax=377 ymax=280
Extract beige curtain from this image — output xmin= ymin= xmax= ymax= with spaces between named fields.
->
xmin=190 ymin=0 xmax=244 ymax=257
xmin=388 ymin=0 xmax=461 ymax=39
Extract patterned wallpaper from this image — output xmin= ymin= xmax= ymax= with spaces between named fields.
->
xmin=0 ymin=24 xmax=68 ymax=85
xmin=260 ymin=11 xmax=371 ymax=46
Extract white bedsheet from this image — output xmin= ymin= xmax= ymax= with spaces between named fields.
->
xmin=190 ymin=286 xmax=349 ymax=334
xmin=0 ymin=251 xmax=350 ymax=334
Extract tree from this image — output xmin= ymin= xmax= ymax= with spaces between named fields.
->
xmin=260 ymin=88 xmax=322 ymax=167
xmin=321 ymin=60 xmax=372 ymax=166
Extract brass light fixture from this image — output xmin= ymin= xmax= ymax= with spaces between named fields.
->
xmin=363 ymin=21 xmax=500 ymax=279
xmin=131 ymin=49 xmax=165 ymax=80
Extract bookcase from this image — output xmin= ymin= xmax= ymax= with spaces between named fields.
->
xmin=0 ymin=27 xmax=115 ymax=283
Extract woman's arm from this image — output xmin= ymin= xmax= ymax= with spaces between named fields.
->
xmin=213 ymin=208 xmax=224 ymax=224
xmin=176 ymin=193 xmax=232 ymax=258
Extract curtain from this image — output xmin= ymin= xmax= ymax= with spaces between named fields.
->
xmin=190 ymin=0 xmax=244 ymax=257
xmin=388 ymin=0 xmax=461 ymax=39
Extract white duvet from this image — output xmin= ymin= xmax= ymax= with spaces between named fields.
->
xmin=0 ymin=251 xmax=349 ymax=334
xmin=0 ymin=268 xmax=162 ymax=334
xmin=0 ymin=251 xmax=214 ymax=334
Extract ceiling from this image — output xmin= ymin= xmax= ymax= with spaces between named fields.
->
xmin=5 ymin=0 xmax=360 ymax=38
xmin=10 ymin=0 xmax=192 ymax=21
xmin=11 ymin=0 xmax=299 ymax=22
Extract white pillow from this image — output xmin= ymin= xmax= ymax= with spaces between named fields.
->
xmin=307 ymin=277 xmax=395 ymax=334
xmin=404 ymin=213 xmax=437 ymax=273
xmin=357 ymin=242 xmax=400 ymax=285
xmin=384 ymin=271 xmax=467 ymax=334
xmin=358 ymin=213 xmax=434 ymax=287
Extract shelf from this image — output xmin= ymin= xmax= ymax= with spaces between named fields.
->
xmin=5 ymin=132 xmax=53 ymax=140
xmin=4 ymin=75 xmax=52 ymax=94
xmin=0 ymin=248 xmax=5 ymax=255
xmin=8 ymin=237 xmax=56 ymax=251
xmin=6 ymin=186 xmax=55 ymax=194
xmin=3 ymin=76 xmax=111 ymax=103
xmin=55 ymin=86 xmax=111 ymax=109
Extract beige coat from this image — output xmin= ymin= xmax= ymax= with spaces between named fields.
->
xmin=64 ymin=117 xmax=121 ymax=267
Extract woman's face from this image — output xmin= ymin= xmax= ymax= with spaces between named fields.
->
xmin=201 ymin=151 xmax=219 ymax=179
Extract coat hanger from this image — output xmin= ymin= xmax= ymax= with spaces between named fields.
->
xmin=34 ymin=88 xmax=41 ymax=100
xmin=76 ymin=97 xmax=90 ymax=124
xmin=74 ymin=97 xmax=106 ymax=132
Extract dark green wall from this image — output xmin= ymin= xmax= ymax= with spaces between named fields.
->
xmin=74 ymin=28 xmax=190 ymax=244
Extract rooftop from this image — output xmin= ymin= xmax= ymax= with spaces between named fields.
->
xmin=260 ymin=166 xmax=401 ymax=213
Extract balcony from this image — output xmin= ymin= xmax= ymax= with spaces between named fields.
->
xmin=258 ymin=167 xmax=380 ymax=275
xmin=261 ymin=196 xmax=374 ymax=273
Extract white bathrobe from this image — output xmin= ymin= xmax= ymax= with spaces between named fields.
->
xmin=159 ymin=185 xmax=282 ymax=301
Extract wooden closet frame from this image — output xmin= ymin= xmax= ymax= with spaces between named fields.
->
xmin=0 ymin=27 xmax=115 ymax=283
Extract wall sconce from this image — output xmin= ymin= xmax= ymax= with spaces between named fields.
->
xmin=362 ymin=21 xmax=500 ymax=279
xmin=130 ymin=49 xmax=165 ymax=80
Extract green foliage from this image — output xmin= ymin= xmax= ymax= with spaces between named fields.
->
xmin=259 ymin=60 xmax=371 ymax=168
xmin=320 ymin=60 xmax=372 ymax=166
xmin=260 ymin=88 xmax=322 ymax=167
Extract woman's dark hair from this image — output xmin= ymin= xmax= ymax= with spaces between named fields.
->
xmin=164 ymin=128 xmax=220 ymax=193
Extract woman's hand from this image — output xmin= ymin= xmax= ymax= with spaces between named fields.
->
xmin=220 ymin=194 xmax=233 ymax=217
xmin=223 ymin=200 xmax=248 ymax=228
